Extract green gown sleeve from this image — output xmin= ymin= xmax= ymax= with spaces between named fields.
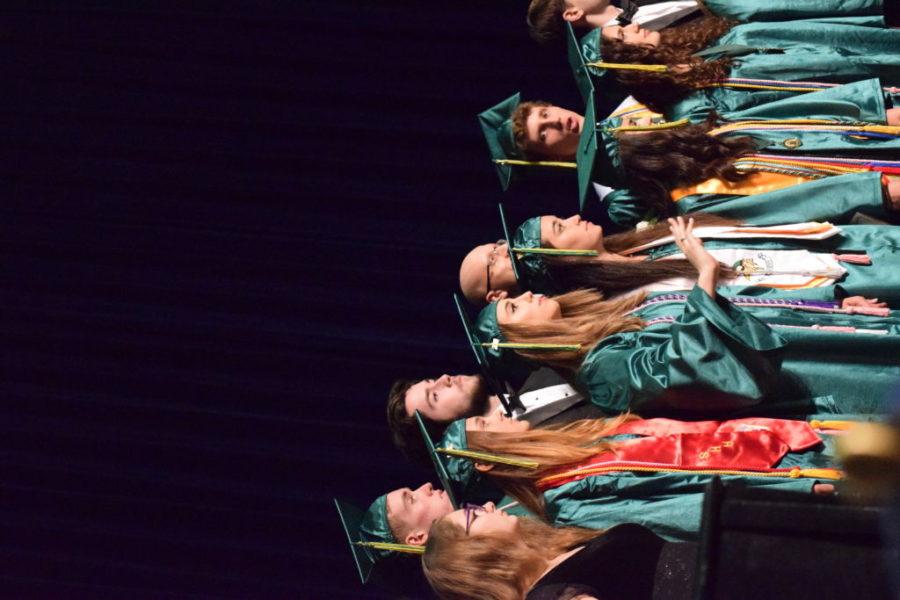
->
xmin=577 ymin=286 xmax=787 ymax=414
xmin=701 ymin=0 xmax=882 ymax=21
xmin=601 ymin=188 xmax=649 ymax=230
xmin=675 ymin=171 xmax=889 ymax=225
xmin=545 ymin=471 xmax=816 ymax=541
xmin=724 ymin=77 xmax=890 ymax=127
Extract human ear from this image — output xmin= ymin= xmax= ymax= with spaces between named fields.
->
xmin=405 ymin=529 xmax=428 ymax=546
xmin=485 ymin=289 xmax=509 ymax=303
xmin=562 ymin=6 xmax=584 ymax=23
xmin=474 ymin=462 xmax=495 ymax=473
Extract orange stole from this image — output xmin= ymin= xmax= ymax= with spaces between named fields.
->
xmin=670 ymin=171 xmax=814 ymax=201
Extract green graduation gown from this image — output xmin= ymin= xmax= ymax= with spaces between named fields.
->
xmin=605 ymin=170 xmax=889 ymax=229
xmin=666 ymin=17 xmax=900 ymax=124
xmin=576 ymin=286 xmax=900 ymax=417
xmin=642 ymin=225 xmax=900 ymax=305
xmin=702 ymin=0 xmax=882 ymax=21
xmin=603 ymin=79 xmax=897 ymax=228
xmin=546 ymin=429 xmax=854 ymax=541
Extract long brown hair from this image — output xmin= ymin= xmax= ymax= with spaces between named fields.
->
xmin=600 ymin=16 xmax=737 ymax=112
xmin=617 ymin=120 xmax=759 ymax=212
xmin=501 ymin=289 xmax=646 ymax=371
xmin=467 ymin=417 xmax=637 ymax=517
xmin=423 ymin=513 xmax=600 ymax=600
xmin=542 ymin=213 xmax=738 ymax=294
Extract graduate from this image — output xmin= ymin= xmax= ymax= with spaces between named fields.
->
xmin=430 ymin=409 xmax=851 ymax=542
xmin=460 ymin=206 xmax=900 ymax=306
xmin=525 ymin=0 xmax=884 ymax=44
xmin=482 ymin=81 xmax=900 ymax=227
xmin=335 ymin=482 xmax=454 ymax=577
xmin=469 ymin=217 xmax=900 ymax=416
xmin=387 ymin=334 xmax=602 ymax=463
xmin=583 ymin=16 xmax=900 ymax=120
xmin=424 ymin=509 xmax=693 ymax=600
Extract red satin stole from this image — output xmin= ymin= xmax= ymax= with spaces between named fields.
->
xmin=536 ymin=418 xmax=823 ymax=491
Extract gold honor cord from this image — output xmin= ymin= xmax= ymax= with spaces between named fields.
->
xmin=481 ymin=340 xmax=582 ymax=352
xmin=437 ymin=447 xmax=540 ymax=469
xmin=538 ymin=465 xmax=844 ymax=487
xmin=355 ymin=541 xmax=425 ymax=555
xmin=512 ymin=247 xmax=599 ymax=256
xmin=586 ymin=61 xmax=668 ymax=73
xmin=710 ymin=120 xmax=900 ymax=137
xmin=494 ymin=158 xmax=577 ymax=169
xmin=708 ymin=82 xmax=829 ymax=92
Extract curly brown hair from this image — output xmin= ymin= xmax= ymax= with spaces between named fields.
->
xmin=526 ymin=0 xmax=567 ymax=44
xmin=511 ymin=100 xmax=552 ymax=159
xmin=600 ymin=16 xmax=736 ymax=112
xmin=617 ymin=117 xmax=758 ymax=214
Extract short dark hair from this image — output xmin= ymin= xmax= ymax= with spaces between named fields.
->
xmin=386 ymin=378 xmax=438 ymax=466
xmin=527 ymin=0 xmax=567 ymax=44
xmin=511 ymin=100 xmax=551 ymax=158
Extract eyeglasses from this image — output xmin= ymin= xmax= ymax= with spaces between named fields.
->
xmin=485 ymin=240 xmax=507 ymax=294
xmin=463 ymin=503 xmax=486 ymax=535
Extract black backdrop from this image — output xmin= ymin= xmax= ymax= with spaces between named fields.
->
xmin=1 ymin=2 xmax=585 ymax=597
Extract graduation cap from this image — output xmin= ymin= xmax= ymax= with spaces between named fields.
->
xmin=333 ymin=496 xmax=424 ymax=585
xmin=478 ymin=92 xmax=579 ymax=191
xmin=455 ymin=292 xmax=525 ymax=415
xmin=499 ymin=203 xmax=599 ymax=296
xmin=575 ymin=24 xmax=672 ymax=81
xmin=431 ymin=419 xmax=540 ymax=491
xmin=567 ymin=24 xmax=636 ymax=117
xmin=463 ymin=294 xmax=582 ymax=393
xmin=415 ymin=410 xmax=461 ymax=509
xmin=478 ymin=90 xmax=620 ymax=208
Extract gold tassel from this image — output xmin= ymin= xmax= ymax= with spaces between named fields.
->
xmin=586 ymin=61 xmax=668 ymax=73
xmin=789 ymin=467 xmax=844 ymax=480
xmin=480 ymin=340 xmax=582 ymax=352
xmin=355 ymin=541 xmax=425 ymax=555
xmin=494 ymin=158 xmax=577 ymax=169
xmin=512 ymin=247 xmax=599 ymax=256
xmin=438 ymin=447 xmax=540 ymax=469
xmin=810 ymin=420 xmax=858 ymax=431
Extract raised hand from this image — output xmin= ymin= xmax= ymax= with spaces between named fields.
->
xmin=669 ymin=217 xmax=719 ymax=296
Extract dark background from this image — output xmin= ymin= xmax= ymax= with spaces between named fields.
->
xmin=1 ymin=2 xmax=585 ymax=597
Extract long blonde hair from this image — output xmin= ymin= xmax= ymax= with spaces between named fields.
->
xmin=423 ymin=514 xmax=600 ymax=600
xmin=501 ymin=289 xmax=646 ymax=371
xmin=467 ymin=417 xmax=638 ymax=517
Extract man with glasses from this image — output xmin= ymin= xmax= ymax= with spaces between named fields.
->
xmin=459 ymin=239 xmax=519 ymax=305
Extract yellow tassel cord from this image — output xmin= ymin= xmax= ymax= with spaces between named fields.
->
xmin=481 ymin=341 xmax=582 ymax=352
xmin=355 ymin=541 xmax=425 ymax=555
xmin=586 ymin=61 xmax=669 ymax=73
xmin=710 ymin=120 xmax=900 ymax=137
xmin=494 ymin=158 xmax=577 ymax=169
xmin=538 ymin=465 xmax=843 ymax=487
xmin=706 ymin=82 xmax=833 ymax=93
xmin=437 ymin=447 xmax=540 ymax=469
xmin=611 ymin=118 xmax=690 ymax=133
xmin=512 ymin=247 xmax=599 ymax=256
xmin=810 ymin=420 xmax=858 ymax=431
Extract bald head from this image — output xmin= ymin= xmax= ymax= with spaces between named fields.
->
xmin=459 ymin=241 xmax=519 ymax=305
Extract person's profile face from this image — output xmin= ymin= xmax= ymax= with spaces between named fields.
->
xmin=524 ymin=105 xmax=584 ymax=160
xmin=404 ymin=374 xmax=486 ymax=422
